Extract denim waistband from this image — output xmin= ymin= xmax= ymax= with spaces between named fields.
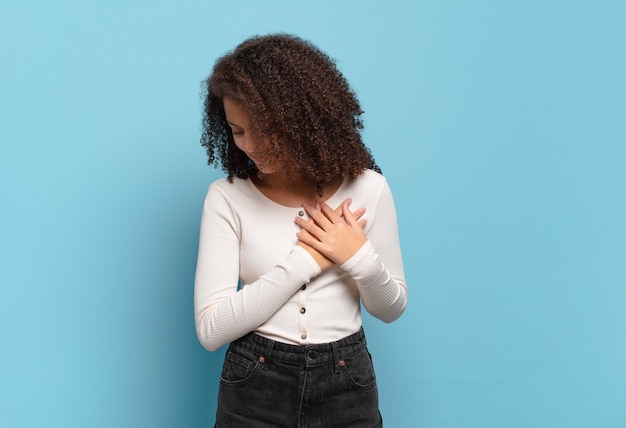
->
xmin=230 ymin=327 xmax=367 ymax=369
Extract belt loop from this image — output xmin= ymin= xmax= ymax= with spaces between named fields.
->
xmin=330 ymin=340 xmax=340 ymax=374
xmin=260 ymin=338 xmax=274 ymax=370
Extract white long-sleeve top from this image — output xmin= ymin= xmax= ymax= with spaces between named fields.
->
xmin=194 ymin=169 xmax=407 ymax=351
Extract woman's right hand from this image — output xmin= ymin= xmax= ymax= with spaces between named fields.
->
xmin=296 ymin=198 xmax=366 ymax=271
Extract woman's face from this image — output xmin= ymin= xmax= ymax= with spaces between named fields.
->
xmin=223 ymin=96 xmax=276 ymax=174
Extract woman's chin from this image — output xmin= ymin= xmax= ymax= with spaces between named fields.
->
xmin=256 ymin=164 xmax=275 ymax=174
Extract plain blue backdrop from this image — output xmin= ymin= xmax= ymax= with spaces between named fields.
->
xmin=1 ymin=1 xmax=625 ymax=427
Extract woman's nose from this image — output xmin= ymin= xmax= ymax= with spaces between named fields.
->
xmin=241 ymin=140 xmax=251 ymax=153
xmin=242 ymin=137 xmax=257 ymax=153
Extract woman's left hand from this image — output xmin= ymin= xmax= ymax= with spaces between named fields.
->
xmin=295 ymin=199 xmax=367 ymax=266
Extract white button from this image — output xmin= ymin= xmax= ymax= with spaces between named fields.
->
xmin=301 ymin=333 xmax=307 ymax=340
xmin=298 ymin=210 xmax=305 ymax=217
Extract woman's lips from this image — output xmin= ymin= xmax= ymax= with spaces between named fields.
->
xmin=249 ymin=153 xmax=273 ymax=173
xmin=248 ymin=154 xmax=265 ymax=163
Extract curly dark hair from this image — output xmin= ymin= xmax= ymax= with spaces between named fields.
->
xmin=200 ymin=33 xmax=381 ymax=189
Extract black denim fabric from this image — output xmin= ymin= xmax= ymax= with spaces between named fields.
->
xmin=214 ymin=328 xmax=383 ymax=427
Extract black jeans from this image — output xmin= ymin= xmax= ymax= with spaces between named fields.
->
xmin=215 ymin=328 xmax=383 ymax=428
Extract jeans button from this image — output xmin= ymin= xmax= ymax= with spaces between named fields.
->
xmin=307 ymin=350 xmax=317 ymax=360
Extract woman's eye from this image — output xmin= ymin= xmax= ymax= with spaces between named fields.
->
xmin=232 ymin=130 xmax=244 ymax=136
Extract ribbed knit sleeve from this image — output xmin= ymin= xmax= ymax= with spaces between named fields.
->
xmin=341 ymin=241 xmax=407 ymax=322
xmin=340 ymin=177 xmax=407 ymax=323
xmin=194 ymin=183 xmax=321 ymax=351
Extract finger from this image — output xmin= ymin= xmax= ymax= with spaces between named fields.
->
xmin=302 ymin=202 xmax=333 ymax=230
xmin=352 ymin=207 xmax=366 ymax=222
xmin=295 ymin=215 xmax=326 ymax=238
xmin=319 ymin=201 xmax=343 ymax=224
xmin=333 ymin=198 xmax=352 ymax=217
xmin=332 ymin=198 xmax=365 ymax=223
xmin=296 ymin=228 xmax=325 ymax=252
xmin=341 ymin=200 xmax=361 ymax=227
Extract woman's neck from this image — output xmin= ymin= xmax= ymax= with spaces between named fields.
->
xmin=251 ymin=172 xmax=342 ymax=208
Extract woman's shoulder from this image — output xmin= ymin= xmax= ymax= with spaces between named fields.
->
xmin=338 ymin=169 xmax=389 ymax=202
xmin=209 ymin=176 xmax=253 ymax=192
xmin=206 ymin=176 xmax=258 ymax=203
xmin=348 ymin=168 xmax=388 ymax=191
xmin=359 ymin=168 xmax=386 ymax=183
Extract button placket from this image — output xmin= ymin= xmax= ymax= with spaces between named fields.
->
xmin=295 ymin=208 xmax=308 ymax=242
xmin=296 ymin=208 xmax=309 ymax=345
xmin=298 ymin=279 xmax=307 ymax=344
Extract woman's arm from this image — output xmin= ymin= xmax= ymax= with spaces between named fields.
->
xmin=296 ymin=179 xmax=408 ymax=323
xmin=343 ymin=178 xmax=407 ymax=322
xmin=194 ymin=184 xmax=320 ymax=351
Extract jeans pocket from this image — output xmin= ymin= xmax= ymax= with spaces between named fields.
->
xmin=339 ymin=346 xmax=377 ymax=390
xmin=219 ymin=346 xmax=261 ymax=387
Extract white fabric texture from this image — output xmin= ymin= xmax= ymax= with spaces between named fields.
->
xmin=194 ymin=169 xmax=407 ymax=351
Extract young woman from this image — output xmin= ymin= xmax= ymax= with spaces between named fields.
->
xmin=195 ymin=33 xmax=407 ymax=427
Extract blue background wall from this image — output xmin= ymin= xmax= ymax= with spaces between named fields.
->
xmin=1 ymin=1 xmax=625 ymax=427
